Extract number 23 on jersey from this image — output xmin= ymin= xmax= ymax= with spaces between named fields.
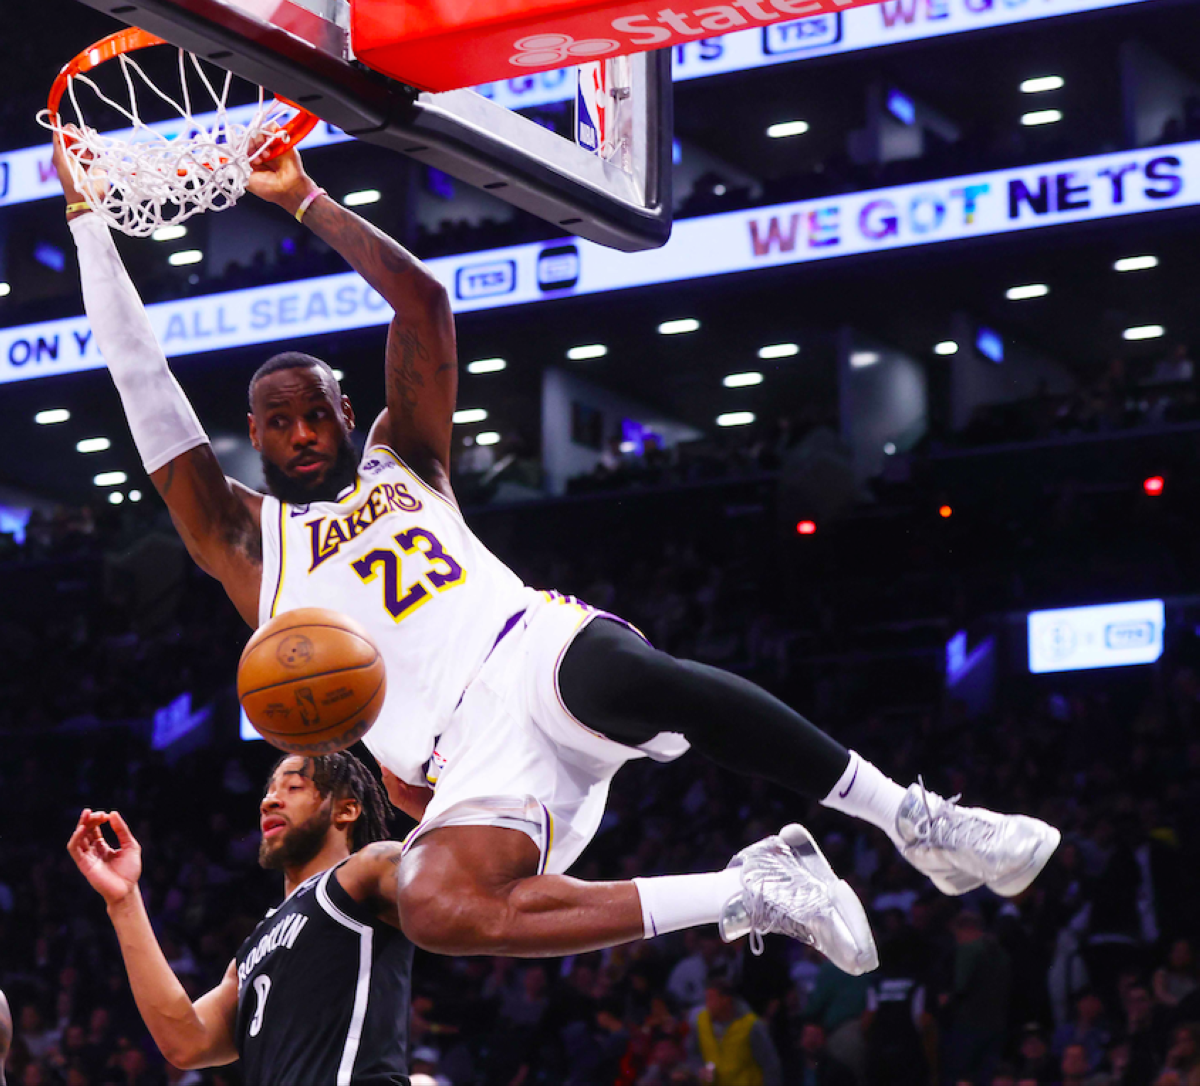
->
xmin=351 ymin=528 xmax=467 ymax=622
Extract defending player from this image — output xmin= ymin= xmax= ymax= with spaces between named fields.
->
xmin=66 ymin=752 xmax=413 ymax=1085
xmin=56 ymin=131 xmax=1058 ymax=978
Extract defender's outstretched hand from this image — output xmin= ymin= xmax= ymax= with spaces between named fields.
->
xmin=67 ymin=809 xmax=142 ymax=906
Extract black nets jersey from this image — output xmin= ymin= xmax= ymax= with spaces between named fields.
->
xmin=234 ymin=862 xmax=414 ymax=1086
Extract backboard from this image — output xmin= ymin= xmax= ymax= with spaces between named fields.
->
xmin=68 ymin=0 xmax=673 ymax=251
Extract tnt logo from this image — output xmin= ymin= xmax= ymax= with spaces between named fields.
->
xmin=510 ymin=33 xmax=619 ymax=68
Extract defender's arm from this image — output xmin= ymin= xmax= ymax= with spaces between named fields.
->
xmin=67 ymin=810 xmax=240 ymax=1069
xmin=336 ymin=841 xmax=406 ymax=929
xmin=248 ymin=149 xmax=457 ymax=485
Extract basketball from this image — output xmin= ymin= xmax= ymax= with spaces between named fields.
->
xmin=238 ymin=608 xmax=386 ymax=755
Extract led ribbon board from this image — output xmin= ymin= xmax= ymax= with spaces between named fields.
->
xmin=0 ymin=0 xmax=1146 ymax=208
xmin=477 ymin=0 xmax=1146 ymax=109
xmin=1 ymin=140 xmax=1193 ymax=384
xmin=1028 ymin=599 xmax=1164 ymax=673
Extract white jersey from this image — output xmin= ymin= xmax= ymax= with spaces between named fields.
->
xmin=258 ymin=445 xmax=532 ymax=785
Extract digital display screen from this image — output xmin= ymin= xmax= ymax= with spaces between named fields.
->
xmin=1028 ymin=599 xmax=1164 ymax=673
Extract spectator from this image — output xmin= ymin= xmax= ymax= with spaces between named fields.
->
xmin=1119 ymin=985 xmax=1167 ymax=1084
xmin=687 ymin=976 xmax=782 ymax=1086
xmin=1060 ymin=1040 xmax=1110 ymax=1086
xmin=668 ymin=933 xmax=729 ymax=1011
xmin=863 ymin=925 xmax=933 ymax=1086
xmin=792 ymin=1023 xmax=856 ymax=1086
xmin=1154 ymin=941 xmax=1198 ymax=1011
xmin=1154 ymin=1023 xmax=1200 ymax=1086
xmin=941 ymin=910 xmax=1012 ymax=1086
xmin=1015 ymin=1022 xmax=1055 ymax=1083
xmin=804 ymin=958 xmax=871 ymax=1081
xmin=1052 ymin=990 xmax=1111 ymax=1072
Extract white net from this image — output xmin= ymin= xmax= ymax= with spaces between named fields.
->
xmin=38 ymin=47 xmax=299 ymax=238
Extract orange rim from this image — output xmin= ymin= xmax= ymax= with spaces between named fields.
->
xmin=47 ymin=27 xmax=320 ymax=162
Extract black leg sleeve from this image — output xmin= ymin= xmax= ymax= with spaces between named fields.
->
xmin=557 ymin=618 xmax=851 ymax=799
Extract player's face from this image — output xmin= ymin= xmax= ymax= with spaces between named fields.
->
xmin=249 ymin=366 xmax=359 ymax=504
xmin=258 ymin=757 xmax=335 ymax=871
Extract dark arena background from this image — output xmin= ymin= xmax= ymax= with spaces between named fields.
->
xmin=3 ymin=1 xmax=1200 ymax=1084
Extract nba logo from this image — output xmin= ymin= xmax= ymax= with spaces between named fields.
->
xmin=575 ymin=62 xmax=607 ymax=156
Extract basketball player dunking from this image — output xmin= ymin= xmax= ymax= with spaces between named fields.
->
xmin=67 ymin=753 xmax=414 ymax=1085
xmin=55 ymin=131 xmax=1058 ymax=977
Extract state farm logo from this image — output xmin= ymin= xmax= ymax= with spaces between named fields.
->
xmin=510 ymin=33 xmax=620 ymax=68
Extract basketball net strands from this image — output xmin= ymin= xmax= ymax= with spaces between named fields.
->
xmin=40 ymin=27 xmax=320 ymax=238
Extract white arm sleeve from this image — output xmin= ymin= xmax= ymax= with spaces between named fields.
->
xmin=69 ymin=213 xmax=208 ymax=474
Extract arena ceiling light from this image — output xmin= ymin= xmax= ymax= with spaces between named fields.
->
xmin=76 ymin=437 xmax=111 ymax=454
xmin=1021 ymin=109 xmax=1063 ymax=127
xmin=476 ymin=431 xmax=501 ymax=446
xmin=1020 ymin=75 xmax=1064 ymax=93
xmin=1006 ymin=283 xmax=1049 ymax=300
xmin=883 ymin=442 xmax=897 ymax=455
xmin=344 ymin=189 xmax=382 ymax=207
xmin=567 ymin=344 xmax=607 ymax=360
xmin=467 ymin=357 xmax=507 ymax=374
xmin=934 ymin=341 xmax=959 ymax=356
xmin=35 ymin=408 xmax=70 ymax=425
xmin=108 ymin=492 xmax=125 ymax=505
xmin=331 ymin=369 xmax=345 ymax=381
xmin=657 ymin=318 xmax=700 ymax=335
xmin=452 ymin=408 xmax=488 ymax=424
xmin=758 ymin=343 xmax=799 ymax=359
xmin=168 ymin=250 xmax=203 ymax=266
xmin=723 ymin=371 xmax=763 ymax=388
xmin=850 ymin=351 xmax=880 ymax=368
xmin=129 ymin=490 xmax=143 ymax=502
xmin=716 ymin=411 xmax=755 ymax=427
xmin=767 ymin=120 xmax=809 ymax=138
xmin=1114 ymin=255 xmax=1159 ymax=272
xmin=0 ymin=283 xmax=10 ymax=298
xmin=151 ymin=225 xmax=188 ymax=242
xmin=94 ymin=471 xmax=127 ymax=487
xmin=1123 ymin=325 xmax=1165 ymax=341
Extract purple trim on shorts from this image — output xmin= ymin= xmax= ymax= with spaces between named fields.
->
xmin=491 ymin=608 xmax=528 ymax=653
xmin=453 ymin=608 xmax=528 ymax=712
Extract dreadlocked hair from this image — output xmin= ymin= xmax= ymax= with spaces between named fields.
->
xmin=272 ymin=751 xmax=391 ymax=852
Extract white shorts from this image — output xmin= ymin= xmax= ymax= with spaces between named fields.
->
xmin=401 ymin=590 xmax=689 ymax=875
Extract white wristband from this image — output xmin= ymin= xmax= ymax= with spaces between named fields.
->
xmin=69 ymin=214 xmax=208 ymax=474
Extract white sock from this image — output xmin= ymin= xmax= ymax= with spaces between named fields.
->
xmin=632 ymin=868 xmax=744 ymax=940
xmin=820 ymin=751 xmax=908 ymax=847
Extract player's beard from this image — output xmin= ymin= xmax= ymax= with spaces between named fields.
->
xmin=259 ymin=804 xmax=334 ymax=871
xmin=263 ymin=434 xmax=360 ymax=506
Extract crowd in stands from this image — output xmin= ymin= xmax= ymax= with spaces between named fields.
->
xmin=1 ymin=451 xmax=1199 ymax=1086
xmin=952 ymin=351 xmax=1200 ymax=451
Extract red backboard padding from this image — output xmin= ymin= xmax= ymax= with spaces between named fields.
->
xmin=352 ymin=0 xmax=873 ymax=92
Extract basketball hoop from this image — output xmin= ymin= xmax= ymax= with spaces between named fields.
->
xmin=38 ymin=27 xmax=320 ymax=238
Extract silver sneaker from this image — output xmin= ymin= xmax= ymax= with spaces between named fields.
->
xmin=896 ymin=781 xmax=1062 ymax=897
xmin=719 ymin=824 xmax=878 ymax=976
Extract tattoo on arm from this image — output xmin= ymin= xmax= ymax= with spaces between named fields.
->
xmin=387 ymin=328 xmax=428 ymax=424
xmin=364 ymin=841 xmax=405 ymax=867
xmin=161 ymin=460 xmax=176 ymax=496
